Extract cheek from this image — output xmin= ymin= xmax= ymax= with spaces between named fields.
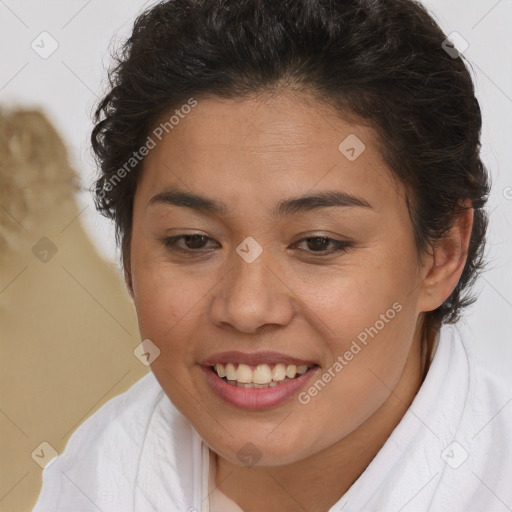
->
xmin=295 ymin=305 xmax=417 ymax=452
xmin=289 ymin=254 xmax=419 ymax=418
xmin=133 ymin=271 xmax=209 ymax=348
xmin=289 ymin=253 xmax=417 ymax=346
xmin=129 ymin=242 xmax=214 ymax=357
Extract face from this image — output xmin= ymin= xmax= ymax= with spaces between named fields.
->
xmin=128 ymin=92 xmax=428 ymax=466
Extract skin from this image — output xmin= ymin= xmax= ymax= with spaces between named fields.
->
xmin=125 ymin=91 xmax=473 ymax=512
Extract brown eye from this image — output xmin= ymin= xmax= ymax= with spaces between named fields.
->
xmin=163 ymin=234 xmax=216 ymax=253
xmin=181 ymin=234 xmax=208 ymax=249
xmin=305 ymin=237 xmax=330 ymax=251
xmin=293 ymin=237 xmax=353 ymax=255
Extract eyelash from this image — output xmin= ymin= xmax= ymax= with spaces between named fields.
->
xmin=162 ymin=234 xmax=353 ymax=257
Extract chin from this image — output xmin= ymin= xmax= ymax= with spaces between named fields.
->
xmin=204 ymin=425 xmax=321 ymax=468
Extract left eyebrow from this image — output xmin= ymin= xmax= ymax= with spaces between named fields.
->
xmin=272 ymin=190 xmax=373 ymax=217
xmin=147 ymin=187 xmax=373 ymax=218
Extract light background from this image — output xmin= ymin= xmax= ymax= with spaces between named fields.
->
xmin=0 ymin=0 xmax=511 ymax=510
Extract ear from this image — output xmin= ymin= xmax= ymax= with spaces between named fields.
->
xmin=417 ymin=201 xmax=474 ymax=314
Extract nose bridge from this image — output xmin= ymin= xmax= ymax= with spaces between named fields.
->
xmin=210 ymin=243 xmax=295 ymax=333
xmin=230 ymin=247 xmax=272 ymax=301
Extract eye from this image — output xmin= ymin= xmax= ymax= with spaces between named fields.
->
xmin=163 ymin=234 xmax=217 ymax=253
xmin=292 ymin=236 xmax=353 ymax=256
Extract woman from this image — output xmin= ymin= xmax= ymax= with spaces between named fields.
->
xmin=33 ymin=0 xmax=511 ymax=511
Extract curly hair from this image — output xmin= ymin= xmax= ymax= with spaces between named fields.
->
xmin=91 ymin=0 xmax=490 ymax=375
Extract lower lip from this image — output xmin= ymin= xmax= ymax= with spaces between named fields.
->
xmin=201 ymin=366 xmax=319 ymax=410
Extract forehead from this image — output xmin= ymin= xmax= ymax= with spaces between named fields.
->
xmin=138 ymin=92 xmax=403 ymax=216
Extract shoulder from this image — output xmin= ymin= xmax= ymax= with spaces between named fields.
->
xmin=432 ymin=323 xmax=512 ymax=511
xmin=60 ymin=371 xmax=164 ymax=461
xmin=32 ymin=371 xmax=167 ymax=511
xmin=454 ymin=323 xmax=512 ymax=426
xmin=442 ymin=322 xmax=512 ymax=439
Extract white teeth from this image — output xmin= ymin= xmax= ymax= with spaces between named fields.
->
xmin=253 ymin=364 xmax=273 ymax=384
xmin=272 ymin=363 xmax=286 ymax=381
xmin=286 ymin=364 xmax=297 ymax=379
xmin=236 ymin=364 xmax=253 ymax=383
xmin=212 ymin=362 xmax=312 ymax=385
xmin=215 ymin=363 xmax=225 ymax=378
xmin=225 ymin=363 xmax=237 ymax=381
xmin=297 ymin=365 xmax=308 ymax=375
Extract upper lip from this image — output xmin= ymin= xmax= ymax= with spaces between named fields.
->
xmin=201 ymin=351 xmax=317 ymax=367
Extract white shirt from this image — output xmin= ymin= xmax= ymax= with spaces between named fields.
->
xmin=32 ymin=323 xmax=512 ymax=512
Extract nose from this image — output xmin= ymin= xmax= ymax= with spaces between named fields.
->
xmin=209 ymin=248 xmax=296 ymax=334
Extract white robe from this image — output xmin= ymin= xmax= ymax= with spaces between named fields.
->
xmin=32 ymin=323 xmax=512 ymax=512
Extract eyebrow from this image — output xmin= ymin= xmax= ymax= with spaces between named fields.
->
xmin=148 ymin=187 xmax=373 ymax=217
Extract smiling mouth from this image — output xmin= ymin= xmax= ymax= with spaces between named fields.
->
xmin=210 ymin=362 xmax=317 ymax=388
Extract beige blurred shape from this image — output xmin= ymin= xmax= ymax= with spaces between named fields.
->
xmin=0 ymin=108 xmax=148 ymax=511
